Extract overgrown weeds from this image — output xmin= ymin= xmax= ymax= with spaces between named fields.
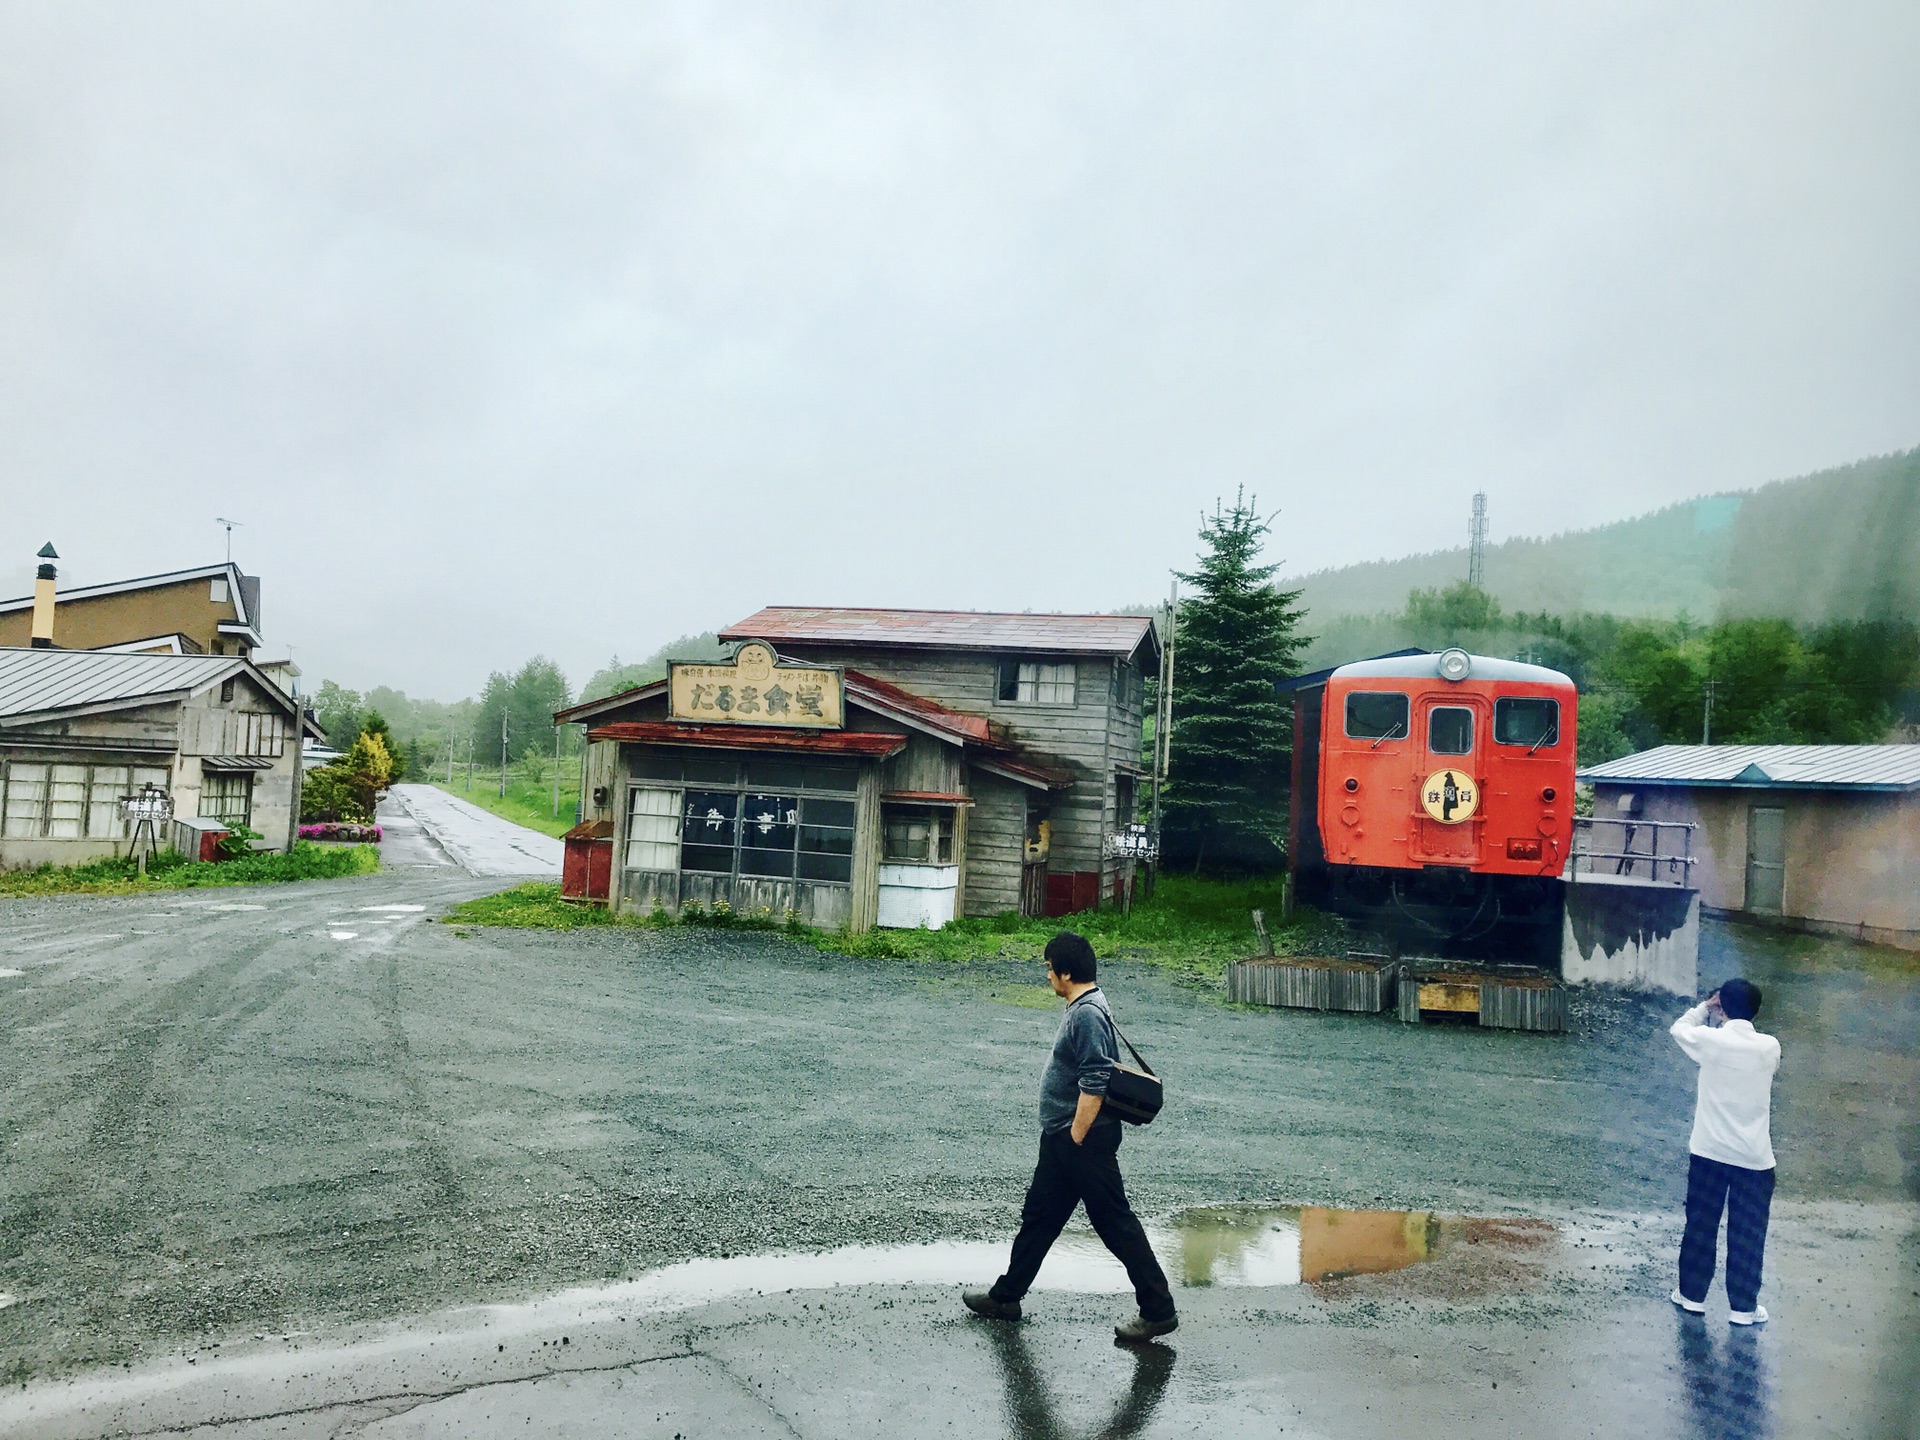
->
xmin=0 ymin=842 xmax=380 ymax=897
xmin=444 ymin=874 xmax=1339 ymax=979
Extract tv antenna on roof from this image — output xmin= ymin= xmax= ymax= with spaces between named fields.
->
xmin=215 ymin=517 xmax=243 ymax=563
xmin=1467 ymin=492 xmax=1488 ymax=588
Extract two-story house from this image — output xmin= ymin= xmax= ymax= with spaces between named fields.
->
xmin=555 ymin=608 xmax=1158 ymax=932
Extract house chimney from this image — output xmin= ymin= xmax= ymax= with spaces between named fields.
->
xmin=29 ymin=543 xmax=58 ymax=648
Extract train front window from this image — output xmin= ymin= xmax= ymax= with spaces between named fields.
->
xmin=1428 ymin=706 xmax=1474 ymax=755
xmin=1495 ymin=697 xmax=1560 ymax=749
xmin=1345 ymin=691 xmax=1409 ymax=741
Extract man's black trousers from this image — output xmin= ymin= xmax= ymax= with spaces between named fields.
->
xmin=989 ymin=1125 xmax=1176 ymax=1322
xmin=1678 ymin=1153 xmax=1775 ymax=1312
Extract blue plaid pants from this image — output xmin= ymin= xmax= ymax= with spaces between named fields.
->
xmin=1678 ymin=1154 xmax=1775 ymax=1312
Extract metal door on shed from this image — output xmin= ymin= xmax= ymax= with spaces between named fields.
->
xmin=1745 ymin=806 xmax=1786 ymax=914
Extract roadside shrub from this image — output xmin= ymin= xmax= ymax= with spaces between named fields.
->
xmin=300 ymin=765 xmax=372 ymax=823
xmin=299 ymin=822 xmax=383 ymax=843
xmin=0 ymin=842 xmax=376 ymax=896
xmin=216 ymin=825 xmax=264 ymax=861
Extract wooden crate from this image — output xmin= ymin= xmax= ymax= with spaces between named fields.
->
xmin=1227 ymin=956 xmax=1393 ymax=1014
xmin=1396 ymin=966 xmax=1565 ymax=1034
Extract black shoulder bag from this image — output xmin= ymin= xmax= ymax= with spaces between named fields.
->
xmin=1101 ymin=1012 xmax=1164 ymax=1126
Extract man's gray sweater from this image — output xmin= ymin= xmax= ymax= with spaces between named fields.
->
xmin=1039 ymin=987 xmax=1119 ymax=1134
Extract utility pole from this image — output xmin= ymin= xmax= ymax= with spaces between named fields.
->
xmin=1702 ymin=680 xmax=1715 ymax=745
xmin=465 ymin=733 xmax=473 ymax=791
xmin=1468 ymin=492 xmax=1488 ymax=588
xmin=500 ymin=706 xmax=509 ymax=798
xmin=1149 ymin=576 xmax=1179 ymax=844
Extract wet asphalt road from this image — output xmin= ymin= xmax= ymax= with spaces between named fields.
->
xmin=1 ymin=859 xmax=1916 ymax=1436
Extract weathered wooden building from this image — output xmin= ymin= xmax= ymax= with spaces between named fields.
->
xmin=555 ymin=609 xmax=1158 ymax=931
xmin=0 ymin=648 xmax=318 ymax=867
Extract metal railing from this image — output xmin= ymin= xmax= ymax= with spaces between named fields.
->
xmin=1569 ymin=816 xmax=1697 ymax=887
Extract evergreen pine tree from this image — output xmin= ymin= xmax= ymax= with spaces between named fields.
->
xmin=1161 ymin=491 xmax=1310 ymax=871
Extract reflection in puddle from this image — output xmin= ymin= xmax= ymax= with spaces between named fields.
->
xmin=594 ymin=1204 xmax=1524 ymax=1314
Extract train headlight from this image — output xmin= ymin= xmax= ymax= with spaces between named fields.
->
xmin=1437 ymin=648 xmax=1472 ymax=682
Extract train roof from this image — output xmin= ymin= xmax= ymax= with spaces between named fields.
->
xmin=1330 ymin=652 xmax=1573 ymax=686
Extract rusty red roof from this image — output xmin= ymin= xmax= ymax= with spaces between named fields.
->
xmin=844 ymin=670 xmax=993 ymax=743
xmin=582 ymin=721 xmax=906 ymax=758
xmin=721 ymin=607 xmax=1157 ymax=658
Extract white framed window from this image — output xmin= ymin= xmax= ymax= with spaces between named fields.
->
xmin=210 ymin=578 xmax=229 ymax=603
xmin=997 ymin=660 xmax=1076 ymax=706
xmin=3 ymin=762 xmax=48 ymax=839
xmin=0 ymin=761 xmax=170 ymax=838
xmin=200 ymin=773 xmax=253 ymax=827
xmin=883 ymin=805 xmax=954 ymax=864
xmin=625 ymin=786 xmax=681 ymax=872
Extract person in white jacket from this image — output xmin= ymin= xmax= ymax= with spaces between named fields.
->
xmin=1669 ymin=978 xmax=1780 ymax=1325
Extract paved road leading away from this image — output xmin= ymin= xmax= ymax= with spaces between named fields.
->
xmin=386 ymin=783 xmax=561 ymax=877
xmin=0 ymin=868 xmax=1914 ymax=1437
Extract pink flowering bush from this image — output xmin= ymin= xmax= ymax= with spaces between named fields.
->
xmin=299 ymin=822 xmax=382 ymax=844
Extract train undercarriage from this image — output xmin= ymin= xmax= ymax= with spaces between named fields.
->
xmin=1300 ymin=862 xmax=1566 ymax=965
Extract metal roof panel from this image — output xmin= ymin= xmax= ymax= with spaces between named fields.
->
xmin=720 ymin=607 xmax=1157 ymax=657
xmin=1578 ymin=744 xmax=1920 ymax=790
xmin=0 ymin=647 xmax=249 ymax=721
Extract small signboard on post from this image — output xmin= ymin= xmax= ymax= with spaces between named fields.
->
xmin=668 ymin=641 xmax=844 ymax=729
xmin=121 ymin=783 xmax=173 ymax=875
xmin=1103 ymin=823 xmax=1159 ymax=862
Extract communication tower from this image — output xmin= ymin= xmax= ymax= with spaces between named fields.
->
xmin=1467 ymin=492 xmax=1488 ymax=588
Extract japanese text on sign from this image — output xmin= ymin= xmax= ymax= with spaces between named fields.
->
xmin=669 ymin=642 xmax=844 ymax=729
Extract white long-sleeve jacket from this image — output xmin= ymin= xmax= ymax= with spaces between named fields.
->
xmin=1670 ymin=1002 xmax=1780 ymax=1171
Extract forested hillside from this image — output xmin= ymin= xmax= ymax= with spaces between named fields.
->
xmin=1294 ymin=448 xmax=1920 ymax=625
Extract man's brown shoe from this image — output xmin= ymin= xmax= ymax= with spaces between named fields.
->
xmin=1114 ymin=1312 xmax=1178 ymax=1343
xmin=962 ymin=1289 xmax=1021 ymax=1322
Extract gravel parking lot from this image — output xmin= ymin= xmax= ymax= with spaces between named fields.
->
xmin=1 ymin=866 xmax=1915 ymax=1436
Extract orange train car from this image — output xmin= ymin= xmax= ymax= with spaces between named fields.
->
xmin=1284 ymin=649 xmax=1578 ymax=956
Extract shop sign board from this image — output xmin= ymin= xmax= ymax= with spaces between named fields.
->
xmin=668 ymin=642 xmax=844 ymax=729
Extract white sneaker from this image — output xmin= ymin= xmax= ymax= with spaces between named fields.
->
xmin=1727 ymin=1305 xmax=1769 ymax=1326
xmin=1669 ymin=1289 xmax=1706 ymax=1314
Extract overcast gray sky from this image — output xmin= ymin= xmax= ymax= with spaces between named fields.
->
xmin=2 ymin=2 xmax=1916 ymax=698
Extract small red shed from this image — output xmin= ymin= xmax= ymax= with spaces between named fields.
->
xmin=561 ymin=818 xmax=614 ymax=903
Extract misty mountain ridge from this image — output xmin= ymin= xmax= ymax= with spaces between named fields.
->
xmin=1289 ymin=447 xmax=1920 ymax=628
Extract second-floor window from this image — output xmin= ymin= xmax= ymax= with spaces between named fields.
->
xmin=997 ymin=660 xmax=1076 ymax=706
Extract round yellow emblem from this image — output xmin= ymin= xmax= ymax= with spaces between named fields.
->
xmin=1419 ymin=769 xmax=1479 ymax=824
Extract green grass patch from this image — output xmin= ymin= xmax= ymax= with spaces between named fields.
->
xmin=429 ymin=776 xmax=576 ymax=838
xmin=0 ymin=841 xmax=380 ymax=897
xmin=445 ymin=874 xmax=1339 ymax=979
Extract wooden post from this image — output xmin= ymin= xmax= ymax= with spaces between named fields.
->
xmin=1250 ymin=909 xmax=1275 ymax=957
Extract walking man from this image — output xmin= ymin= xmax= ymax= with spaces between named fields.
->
xmin=1670 ymin=978 xmax=1780 ymax=1325
xmin=964 ymin=931 xmax=1178 ymax=1342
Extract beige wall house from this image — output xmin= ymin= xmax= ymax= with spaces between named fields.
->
xmin=556 ymin=610 xmax=1158 ymax=932
xmin=0 ymin=561 xmax=265 ymax=657
xmin=0 ymin=648 xmax=320 ymax=868
xmin=1579 ymin=745 xmax=1920 ymax=951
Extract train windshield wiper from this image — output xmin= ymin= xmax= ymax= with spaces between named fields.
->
xmin=1370 ymin=721 xmax=1406 ymax=750
xmin=1528 ymin=725 xmax=1559 ymax=755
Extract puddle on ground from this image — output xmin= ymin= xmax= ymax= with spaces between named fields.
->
xmin=360 ymin=904 xmax=426 ymax=913
xmin=582 ymin=1204 xmax=1550 ymax=1314
xmin=0 ymin=967 xmax=23 ymax=978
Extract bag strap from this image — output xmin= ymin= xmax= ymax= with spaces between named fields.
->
xmin=1068 ymin=990 xmax=1157 ymax=1078
xmin=1103 ymin=1011 xmax=1157 ymax=1079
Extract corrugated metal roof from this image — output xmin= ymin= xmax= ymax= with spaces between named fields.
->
xmin=721 ymin=607 xmax=1157 ymax=657
xmin=1579 ymin=744 xmax=1920 ymax=791
xmin=0 ymin=647 xmax=245 ymax=722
